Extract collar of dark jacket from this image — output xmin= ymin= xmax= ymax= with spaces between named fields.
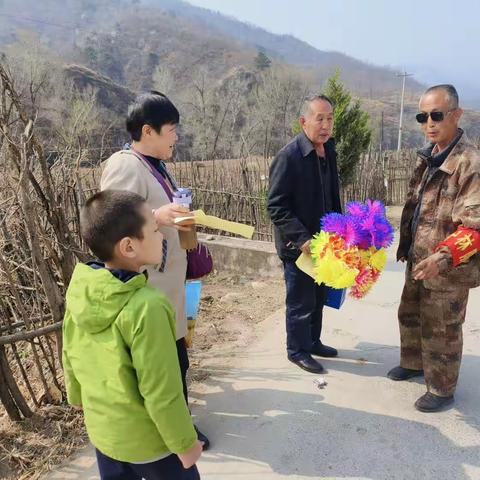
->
xmin=144 ymin=155 xmax=169 ymax=176
xmin=87 ymin=261 xmax=148 ymax=283
xmin=417 ymin=128 xmax=464 ymax=174
xmin=123 ymin=144 xmax=170 ymax=179
xmin=297 ymin=131 xmax=336 ymax=158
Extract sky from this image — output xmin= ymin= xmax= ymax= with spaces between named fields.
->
xmin=187 ymin=0 xmax=480 ymax=104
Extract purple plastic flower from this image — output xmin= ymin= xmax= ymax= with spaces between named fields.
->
xmin=371 ymin=218 xmax=394 ymax=248
xmin=321 ymin=213 xmax=346 ymax=234
xmin=366 ymin=199 xmax=386 ymax=217
xmin=320 ymin=200 xmax=393 ymax=249
xmin=346 ymin=202 xmax=368 ymax=217
xmin=343 ymin=217 xmax=360 ymax=247
xmin=321 ymin=214 xmax=361 ymax=247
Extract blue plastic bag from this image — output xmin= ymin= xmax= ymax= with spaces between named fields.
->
xmin=185 ymin=280 xmax=202 ymax=319
xmin=325 ymin=287 xmax=346 ymax=310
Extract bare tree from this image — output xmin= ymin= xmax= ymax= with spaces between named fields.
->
xmin=0 ymin=58 xmax=90 ymax=420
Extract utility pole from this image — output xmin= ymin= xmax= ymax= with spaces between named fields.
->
xmin=396 ymin=71 xmax=413 ymax=151
xmin=380 ymin=110 xmax=384 ymax=153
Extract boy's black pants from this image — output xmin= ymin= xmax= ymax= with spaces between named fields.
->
xmin=176 ymin=337 xmax=190 ymax=403
xmin=96 ymin=449 xmax=200 ymax=480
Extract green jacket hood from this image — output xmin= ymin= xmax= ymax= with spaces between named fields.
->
xmin=65 ymin=263 xmax=147 ymax=334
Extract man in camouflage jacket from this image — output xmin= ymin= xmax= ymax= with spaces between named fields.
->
xmin=389 ymin=84 xmax=480 ymax=412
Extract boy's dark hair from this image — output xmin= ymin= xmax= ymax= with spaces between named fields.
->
xmin=81 ymin=190 xmax=147 ymax=262
xmin=126 ymin=90 xmax=180 ymax=141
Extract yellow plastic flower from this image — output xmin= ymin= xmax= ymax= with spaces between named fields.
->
xmin=369 ymin=248 xmax=387 ymax=271
xmin=358 ymin=249 xmax=371 ymax=268
xmin=311 ymin=231 xmax=335 ymax=260
xmin=313 ymin=250 xmax=358 ymax=289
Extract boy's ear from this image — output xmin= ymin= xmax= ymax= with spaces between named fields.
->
xmin=141 ymin=124 xmax=152 ymax=139
xmin=118 ymin=237 xmax=137 ymax=259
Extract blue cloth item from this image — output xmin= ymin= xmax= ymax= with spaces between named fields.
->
xmin=325 ymin=287 xmax=346 ymax=310
xmin=185 ymin=281 xmax=202 ymax=319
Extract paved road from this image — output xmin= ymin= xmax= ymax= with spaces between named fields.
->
xmin=45 ymin=248 xmax=480 ymax=479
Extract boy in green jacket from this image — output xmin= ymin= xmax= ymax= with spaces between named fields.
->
xmin=63 ymin=190 xmax=202 ymax=479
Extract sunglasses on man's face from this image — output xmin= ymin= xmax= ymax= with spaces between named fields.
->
xmin=415 ymin=110 xmax=454 ymax=124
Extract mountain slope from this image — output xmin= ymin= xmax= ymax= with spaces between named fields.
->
xmin=142 ymin=0 xmax=424 ymax=96
xmin=0 ymin=0 xmax=422 ymax=97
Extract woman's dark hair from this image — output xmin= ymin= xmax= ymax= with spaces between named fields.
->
xmin=126 ymin=90 xmax=180 ymax=141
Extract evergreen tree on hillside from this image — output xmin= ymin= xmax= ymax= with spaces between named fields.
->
xmin=254 ymin=50 xmax=272 ymax=70
xmin=325 ymin=71 xmax=371 ymax=184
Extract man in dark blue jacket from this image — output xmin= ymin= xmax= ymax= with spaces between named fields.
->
xmin=267 ymin=95 xmax=342 ymax=373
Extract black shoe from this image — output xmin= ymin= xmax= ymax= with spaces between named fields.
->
xmin=311 ymin=343 xmax=338 ymax=358
xmin=414 ymin=392 xmax=454 ymax=413
xmin=195 ymin=426 xmax=210 ymax=450
xmin=387 ymin=365 xmax=424 ymax=381
xmin=289 ymin=355 xmax=325 ymax=374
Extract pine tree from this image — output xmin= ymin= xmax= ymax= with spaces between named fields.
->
xmin=254 ymin=50 xmax=272 ymax=71
xmin=324 ymin=71 xmax=372 ymax=184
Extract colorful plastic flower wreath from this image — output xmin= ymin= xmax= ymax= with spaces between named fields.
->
xmin=310 ymin=200 xmax=394 ymax=299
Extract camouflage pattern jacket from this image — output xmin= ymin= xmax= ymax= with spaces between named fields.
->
xmin=397 ymin=132 xmax=480 ymax=290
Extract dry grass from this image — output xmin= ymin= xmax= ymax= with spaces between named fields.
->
xmin=0 ymin=405 xmax=87 ymax=480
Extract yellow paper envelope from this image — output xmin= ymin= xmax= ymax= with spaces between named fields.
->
xmin=174 ymin=210 xmax=255 ymax=239
xmin=173 ymin=215 xmax=196 ymax=226
xmin=295 ymin=253 xmax=316 ymax=280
